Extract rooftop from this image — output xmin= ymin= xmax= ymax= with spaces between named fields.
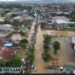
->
xmin=13 ymin=16 xmax=22 ymax=20
xmin=0 ymin=38 xmax=19 ymax=60
xmin=52 ymin=16 xmax=70 ymax=24
xmin=0 ymin=24 xmax=13 ymax=31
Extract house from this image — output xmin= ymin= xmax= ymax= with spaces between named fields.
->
xmin=0 ymin=24 xmax=13 ymax=32
xmin=52 ymin=16 xmax=70 ymax=29
xmin=0 ymin=38 xmax=18 ymax=60
xmin=12 ymin=16 xmax=24 ymax=22
xmin=0 ymin=24 xmax=14 ymax=38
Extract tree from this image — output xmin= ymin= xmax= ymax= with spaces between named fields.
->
xmin=5 ymin=58 xmax=22 ymax=67
xmin=43 ymin=44 xmax=50 ymax=52
xmin=12 ymin=20 xmax=19 ymax=30
xmin=42 ymin=52 xmax=51 ymax=62
xmin=41 ymin=22 xmax=45 ymax=29
xmin=28 ymin=52 xmax=34 ymax=65
xmin=20 ymin=39 xmax=28 ymax=48
xmin=43 ymin=35 xmax=51 ymax=44
xmin=53 ymin=41 xmax=60 ymax=54
xmin=11 ymin=14 xmax=18 ymax=18
xmin=70 ymin=11 xmax=75 ymax=21
xmin=30 ymin=46 xmax=35 ymax=53
xmin=42 ymin=35 xmax=52 ymax=62
xmin=4 ymin=18 xmax=11 ymax=24
xmin=28 ymin=46 xmax=35 ymax=65
xmin=19 ymin=31 xmax=25 ymax=36
xmin=69 ymin=24 xmax=75 ymax=31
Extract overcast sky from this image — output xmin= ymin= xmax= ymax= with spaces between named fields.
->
xmin=0 ymin=0 xmax=75 ymax=3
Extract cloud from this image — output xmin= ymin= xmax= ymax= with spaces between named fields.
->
xmin=0 ymin=0 xmax=16 ymax=1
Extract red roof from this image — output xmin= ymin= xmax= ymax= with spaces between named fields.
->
xmin=0 ymin=47 xmax=17 ymax=60
xmin=1 ymin=37 xmax=11 ymax=42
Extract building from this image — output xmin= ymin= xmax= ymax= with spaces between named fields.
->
xmin=0 ymin=24 xmax=14 ymax=38
xmin=0 ymin=38 xmax=18 ymax=61
xmin=0 ymin=24 xmax=13 ymax=32
xmin=71 ymin=37 xmax=75 ymax=51
xmin=50 ymin=11 xmax=70 ymax=17
xmin=12 ymin=16 xmax=24 ymax=22
xmin=52 ymin=16 xmax=70 ymax=29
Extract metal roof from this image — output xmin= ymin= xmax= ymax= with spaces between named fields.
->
xmin=52 ymin=16 xmax=70 ymax=24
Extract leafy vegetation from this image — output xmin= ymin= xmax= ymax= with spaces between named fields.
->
xmin=53 ymin=41 xmax=60 ymax=54
xmin=42 ymin=52 xmax=52 ymax=62
xmin=69 ymin=24 xmax=75 ymax=31
xmin=70 ymin=11 xmax=75 ymax=21
xmin=0 ymin=57 xmax=22 ymax=67
xmin=41 ymin=22 xmax=45 ymax=29
xmin=28 ymin=46 xmax=35 ymax=65
xmin=43 ymin=35 xmax=51 ymax=44
xmin=42 ymin=35 xmax=52 ymax=62
xmin=20 ymin=39 xmax=28 ymax=48
xmin=11 ymin=14 xmax=18 ymax=18
xmin=19 ymin=31 xmax=25 ymax=36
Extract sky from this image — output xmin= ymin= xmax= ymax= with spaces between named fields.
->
xmin=0 ymin=0 xmax=16 ymax=1
xmin=0 ymin=0 xmax=75 ymax=3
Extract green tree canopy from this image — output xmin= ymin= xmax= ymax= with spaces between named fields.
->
xmin=28 ymin=46 xmax=35 ymax=65
xmin=53 ymin=41 xmax=60 ymax=54
xmin=70 ymin=11 xmax=75 ymax=21
xmin=43 ymin=35 xmax=51 ymax=44
xmin=28 ymin=52 xmax=34 ymax=65
xmin=20 ymin=39 xmax=28 ymax=48
xmin=41 ymin=22 xmax=45 ymax=29
xmin=42 ymin=52 xmax=51 ymax=62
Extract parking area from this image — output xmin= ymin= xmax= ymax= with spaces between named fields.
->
xmin=54 ymin=37 xmax=75 ymax=65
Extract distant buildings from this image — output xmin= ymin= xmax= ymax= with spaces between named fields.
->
xmin=43 ymin=16 xmax=70 ymax=30
xmin=50 ymin=11 xmax=70 ymax=18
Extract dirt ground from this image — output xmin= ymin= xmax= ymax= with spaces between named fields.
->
xmin=28 ymin=22 xmax=75 ymax=73
xmin=33 ymin=26 xmax=47 ymax=73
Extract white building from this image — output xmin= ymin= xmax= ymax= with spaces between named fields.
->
xmin=12 ymin=16 xmax=24 ymax=22
xmin=52 ymin=16 xmax=70 ymax=29
xmin=72 ymin=37 xmax=75 ymax=50
xmin=0 ymin=24 xmax=13 ymax=32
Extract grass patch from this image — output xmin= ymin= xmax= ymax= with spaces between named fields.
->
xmin=16 ymin=49 xmax=25 ymax=59
xmin=0 ymin=57 xmax=22 ymax=67
xmin=0 ymin=49 xmax=25 ymax=67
